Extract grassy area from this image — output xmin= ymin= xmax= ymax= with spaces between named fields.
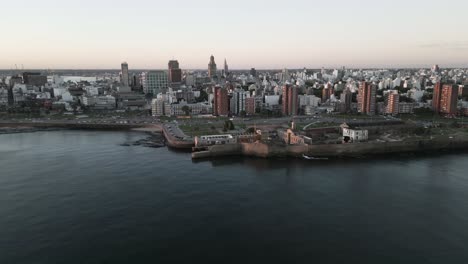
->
xmin=179 ymin=124 xmax=221 ymax=136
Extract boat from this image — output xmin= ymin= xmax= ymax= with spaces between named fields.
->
xmin=303 ymin=154 xmax=328 ymax=160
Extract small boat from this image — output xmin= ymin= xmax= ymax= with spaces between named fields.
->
xmin=303 ymin=154 xmax=328 ymax=160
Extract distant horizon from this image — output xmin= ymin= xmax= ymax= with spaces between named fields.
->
xmin=0 ymin=65 xmax=466 ymax=73
xmin=1 ymin=0 xmax=468 ymax=69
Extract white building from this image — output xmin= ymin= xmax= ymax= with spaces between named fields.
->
xmin=341 ymin=123 xmax=368 ymax=143
xmin=265 ymin=95 xmax=280 ymax=108
xmin=299 ymin=95 xmax=321 ymax=107
xmin=151 ymin=98 xmax=166 ymax=117
xmin=195 ymin=134 xmax=237 ymax=147
xmin=83 ymin=95 xmax=116 ymax=110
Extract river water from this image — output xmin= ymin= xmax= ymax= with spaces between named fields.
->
xmin=1 ymin=131 xmax=468 ymax=263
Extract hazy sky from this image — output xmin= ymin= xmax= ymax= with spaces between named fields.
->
xmin=1 ymin=0 xmax=468 ymax=69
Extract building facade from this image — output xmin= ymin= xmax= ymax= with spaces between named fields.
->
xmin=245 ymin=97 xmax=255 ymax=115
xmin=358 ymin=81 xmax=376 ymax=115
xmin=121 ymin=62 xmax=129 ymax=87
xmin=208 ymin=55 xmax=217 ymax=78
xmin=339 ymin=89 xmax=352 ymax=113
xmin=230 ymin=89 xmax=247 ymax=115
xmin=22 ymin=72 xmax=47 ymax=87
xmin=322 ymin=83 xmax=334 ymax=102
xmin=432 ymin=81 xmax=442 ymax=113
xmin=440 ymin=84 xmax=458 ymax=115
xmin=282 ymin=85 xmax=298 ymax=116
xmin=142 ymin=71 xmax=168 ymax=96
xmin=213 ymin=86 xmax=228 ymax=116
xmin=168 ymin=60 xmax=182 ymax=83
xmin=385 ymin=91 xmax=399 ymax=115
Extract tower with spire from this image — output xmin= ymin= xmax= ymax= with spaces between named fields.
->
xmin=208 ymin=55 xmax=217 ymax=78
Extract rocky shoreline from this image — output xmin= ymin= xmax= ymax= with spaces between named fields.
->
xmin=120 ymin=132 xmax=166 ymax=149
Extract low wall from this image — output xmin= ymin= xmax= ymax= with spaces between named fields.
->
xmin=192 ymin=135 xmax=468 ymax=159
xmin=162 ymin=126 xmax=194 ymax=149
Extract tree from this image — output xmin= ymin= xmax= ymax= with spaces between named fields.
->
xmin=181 ymin=105 xmax=191 ymax=116
xmin=239 ymin=110 xmax=247 ymax=118
xmin=223 ymin=120 xmax=235 ymax=131
xmin=313 ymin=88 xmax=323 ymax=98
xmin=196 ymin=90 xmax=208 ymax=102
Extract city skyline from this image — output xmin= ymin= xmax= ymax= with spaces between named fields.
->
xmin=1 ymin=0 xmax=468 ymax=69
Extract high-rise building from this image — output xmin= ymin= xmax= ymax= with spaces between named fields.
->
xmin=322 ymin=83 xmax=334 ymax=102
xmin=385 ymin=91 xmax=400 ymax=115
xmin=340 ymin=89 xmax=352 ymax=113
xmin=440 ymin=84 xmax=458 ymax=115
xmin=208 ymin=55 xmax=217 ymax=78
xmin=357 ymin=81 xmax=377 ymax=115
xmin=230 ymin=89 xmax=247 ymax=115
xmin=213 ymin=85 xmax=228 ymax=116
xmin=22 ymin=72 xmax=47 ymax=87
xmin=250 ymin=68 xmax=257 ymax=77
xmin=142 ymin=71 xmax=168 ymax=96
xmin=168 ymin=60 xmax=182 ymax=83
xmin=245 ymin=97 xmax=255 ymax=115
xmin=223 ymin=59 xmax=229 ymax=77
xmin=432 ymin=81 xmax=442 ymax=112
xmin=282 ymin=85 xmax=298 ymax=116
xmin=121 ymin=62 xmax=129 ymax=87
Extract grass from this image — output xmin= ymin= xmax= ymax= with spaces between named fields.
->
xmin=179 ymin=124 xmax=221 ymax=136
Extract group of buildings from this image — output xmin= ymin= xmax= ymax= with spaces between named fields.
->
xmin=2 ymin=59 xmax=468 ymax=119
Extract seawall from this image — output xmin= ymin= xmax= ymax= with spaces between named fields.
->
xmin=161 ymin=125 xmax=194 ymax=149
xmin=192 ymin=134 xmax=468 ymax=159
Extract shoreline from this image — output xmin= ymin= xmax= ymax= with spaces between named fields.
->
xmin=192 ymin=134 xmax=468 ymax=160
xmin=3 ymin=121 xmax=468 ymax=161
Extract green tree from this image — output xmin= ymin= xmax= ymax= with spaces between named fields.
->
xmin=239 ymin=110 xmax=247 ymax=118
xmin=196 ymin=90 xmax=209 ymax=102
xmin=223 ymin=120 xmax=235 ymax=131
xmin=181 ymin=105 xmax=191 ymax=116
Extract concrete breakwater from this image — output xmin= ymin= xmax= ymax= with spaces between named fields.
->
xmin=161 ymin=124 xmax=194 ymax=149
xmin=192 ymin=134 xmax=468 ymax=159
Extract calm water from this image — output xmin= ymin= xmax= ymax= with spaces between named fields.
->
xmin=1 ymin=131 xmax=468 ymax=263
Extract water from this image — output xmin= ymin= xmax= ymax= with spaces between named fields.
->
xmin=1 ymin=131 xmax=468 ymax=263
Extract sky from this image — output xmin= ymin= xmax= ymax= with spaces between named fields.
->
xmin=1 ymin=0 xmax=468 ymax=69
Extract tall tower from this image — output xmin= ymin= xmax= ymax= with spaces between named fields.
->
xmin=357 ymin=81 xmax=377 ymax=115
xmin=282 ymin=85 xmax=298 ymax=116
xmin=168 ymin=60 xmax=182 ymax=83
xmin=223 ymin=58 xmax=229 ymax=77
xmin=440 ymin=84 xmax=458 ymax=115
xmin=121 ymin=62 xmax=129 ymax=87
xmin=208 ymin=55 xmax=217 ymax=78
xmin=385 ymin=91 xmax=400 ymax=115
xmin=432 ymin=81 xmax=442 ymax=113
xmin=213 ymin=85 xmax=228 ymax=116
